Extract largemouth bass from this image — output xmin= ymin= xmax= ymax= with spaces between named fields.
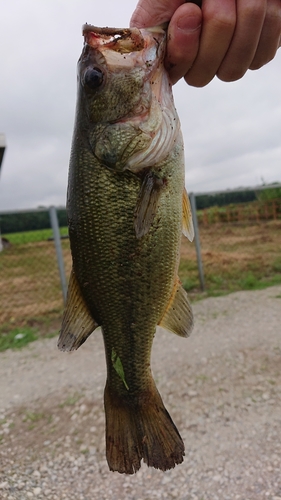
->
xmin=58 ymin=24 xmax=194 ymax=474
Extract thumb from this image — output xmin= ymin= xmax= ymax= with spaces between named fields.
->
xmin=130 ymin=0 xmax=185 ymax=28
xmin=165 ymin=3 xmax=202 ymax=84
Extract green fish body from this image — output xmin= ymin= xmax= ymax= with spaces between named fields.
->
xmin=58 ymin=24 xmax=194 ymax=474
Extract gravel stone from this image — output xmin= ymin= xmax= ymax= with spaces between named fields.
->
xmin=0 ymin=286 xmax=281 ymax=499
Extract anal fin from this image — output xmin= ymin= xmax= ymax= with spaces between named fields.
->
xmin=58 ymin=268 xmax=99 ymax=351
xmin=159 ymin=278 xmax=193 ymax=337
xmin=182 ymin=188 xmax=194 ymax=242
xmin=134 ymin=171 xmax=165 ymax=239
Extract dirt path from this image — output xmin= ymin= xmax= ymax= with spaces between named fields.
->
xmin=0 ymin=286 xmax=281 ymax=500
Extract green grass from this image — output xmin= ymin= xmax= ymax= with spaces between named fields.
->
xmin=23 ymin=411 xmax=45 ymax=423
xmin=238 ymin=272 xmax=281 ymax=291
xmin=186 ymin=270 xmax=281 ymax=298
xmin=179 ymin=259 xmax=199 ymax=292
xmin=0 ymin=327 xmax=38 ymax=351
xmin=22 ymin=410 xmax=51 ymax=431
xmin=3 ymin=227 xmax=68 ymax=245
xmin=59 ymin=392 xmax=83 ymax=407
xmin=272 ymin=257 xmax=281 ymax=273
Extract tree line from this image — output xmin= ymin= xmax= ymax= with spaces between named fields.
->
xmin=0 ymin=208 xmax=67 ymax=234
xmin=195 ymin=189 xmax=256 ymax=209
xmin=196 ymin=184 xmax=281 ymax=209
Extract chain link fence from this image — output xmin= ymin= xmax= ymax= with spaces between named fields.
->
xmin=1 ymin=184 xmax=280 ymax=331
xmin=0 ymin=208 xmax=71 ymax=330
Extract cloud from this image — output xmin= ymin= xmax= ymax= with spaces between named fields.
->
xmin=0 ymin=1 xmax=280 ymax=211
xmin=174 ymin=57 xmax=281 ymax=193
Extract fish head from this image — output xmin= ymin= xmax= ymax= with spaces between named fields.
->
xmin=75 ymin=25 xmax=180 ymax=173
xmin=76 ymin=24 xmax=166 ymax=125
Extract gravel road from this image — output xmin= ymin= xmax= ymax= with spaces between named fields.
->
xmin=0 ymin=285 xmax=281 ymax=500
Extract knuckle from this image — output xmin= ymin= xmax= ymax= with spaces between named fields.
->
xmin=205 ymin=8 xmax=236 ymax=32
xmin=265 ymin=0 xmax=281 ymax=22
xmin=217 ymin=66 xmax=246 ymax=83
xmin=242 ymin=0 xmax=267 ymax=21
xmin=250 ymin=50 xmax=276 ymax=70
xmin=249 ymin=60 xmax=264 ymax=71
xmin=184 ymin=72 xmax=211 ymax=88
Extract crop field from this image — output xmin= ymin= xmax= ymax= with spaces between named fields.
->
xmin=197 ymin=198 xmax=281 ymax=225
xmin=0 ymin=220 xmax=281 ymax=342
xmin=0 ymin=237 xmax=72 ymax=335
xmin=179 ymin=219 xmax=281 ymax=296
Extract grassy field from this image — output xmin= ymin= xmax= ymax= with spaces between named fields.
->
xmin=3 ymin=227 xmax=68 ymax=245
xmin=0 ymin=220 xmax=281 ymax=348
xmin=179 ymin=219 xmax=281 ymax=297
xmin=0 ymin=237 xmax=72 ymax=337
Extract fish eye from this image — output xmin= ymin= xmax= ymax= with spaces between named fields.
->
xmin=83 ymin=67 xmax=104 ymax=89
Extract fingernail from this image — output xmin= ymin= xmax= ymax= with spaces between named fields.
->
xmin=177 ymin=15 xmax=201 ymax=33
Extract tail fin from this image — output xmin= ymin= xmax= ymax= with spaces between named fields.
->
xmin=104 ymin=381 xmax=184 ymax=474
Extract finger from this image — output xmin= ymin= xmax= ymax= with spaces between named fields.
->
xmin=130 ymin=0 xmax=185 ymax=28
xmin=217 ymin=0 xmax=267 ymax=82
xmin=165 ymin=3 xmax=202 ymax=84
xmin=185 ymin=0 xmax=237 ymax=87
xmin=250 ymin=0 xmax=281 ymax=70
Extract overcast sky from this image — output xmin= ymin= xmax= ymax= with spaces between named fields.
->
xmin=0 ymin=0 xmax=280 ymax=212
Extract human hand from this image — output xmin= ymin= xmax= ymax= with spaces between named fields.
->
xmin=130 ymin=0 xmax=281 ymax=86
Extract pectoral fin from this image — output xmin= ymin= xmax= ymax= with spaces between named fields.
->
xmin=134 ymin=172 xmax=165 ymax=239
xmin=182 ymin=188 xmax=194 ymax=242
xmin=159 ymin=278 xmax=193 ymax=337
xmin=58 ymin=269 xmax=99 ymax=351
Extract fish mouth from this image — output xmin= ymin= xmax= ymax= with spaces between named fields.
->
xmin=82 ymin=24 xmax=166 ymax=58
xmin=82 ymin=24 xmax=145 ymax=53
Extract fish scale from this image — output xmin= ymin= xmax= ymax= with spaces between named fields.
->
xmin=69 ymin=152 xmax=182 ymax=374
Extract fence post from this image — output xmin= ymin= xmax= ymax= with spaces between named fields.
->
xmin=272 ymin=200 xmax=277 ymax=220
xmin=189 ymin=192 xmax=205 ymax=292
xmin=49 ymin=206 xmax=67 ymax=305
